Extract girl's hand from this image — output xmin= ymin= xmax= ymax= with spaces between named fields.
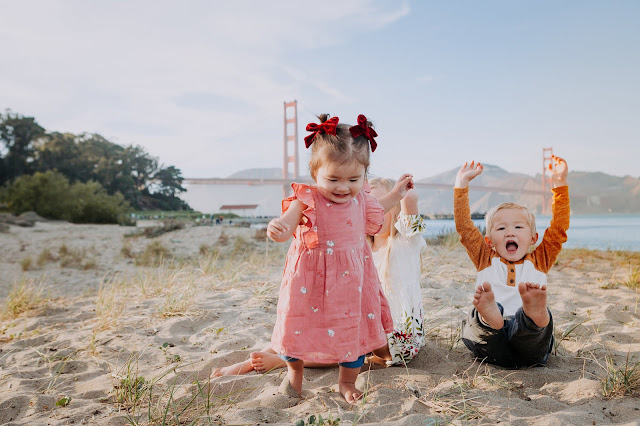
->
xmin=267 ymin=218 xmax=290 ymax=240
xmin=393 ymin=173 xmax=414 ymax=199
xmin=455 ymin=161 xmax=483 ymax=188
xmin=549 ymin=155 xmax=568 ymax=188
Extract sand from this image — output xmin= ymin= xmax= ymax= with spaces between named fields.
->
xmin=0 ymin=221 xmax=639 ymax=425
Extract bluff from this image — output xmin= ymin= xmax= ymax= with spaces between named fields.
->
xmin=414 ymin=165 xmax=640 ymax=215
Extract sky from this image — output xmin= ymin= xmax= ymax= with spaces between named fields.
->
xmin=1 ymin=1 xmax=639 ymax=181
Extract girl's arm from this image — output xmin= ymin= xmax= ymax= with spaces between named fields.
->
xmin=266 ymin=199 xmax=305 ymax=242
xmin=400 ymin=188 xmax=419 ymax=215
xmin=377 ymin=173 xmax=413 ymax=213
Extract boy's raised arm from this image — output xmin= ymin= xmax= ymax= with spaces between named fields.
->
xmin=454 ymin=161 xmax=492 ymax=271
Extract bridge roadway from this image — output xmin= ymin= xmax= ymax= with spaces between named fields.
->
xmin=184 ymin=177 xmax=546 ymax=196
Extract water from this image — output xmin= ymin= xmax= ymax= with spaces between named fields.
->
xmin=181 ymin=184 xmax=640 ymax=252
xmin=424 ymin=214 xmax=640 ymax=252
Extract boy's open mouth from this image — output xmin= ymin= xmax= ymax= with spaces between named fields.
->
xmin=506 ymin=241 xmax=518 ymax=253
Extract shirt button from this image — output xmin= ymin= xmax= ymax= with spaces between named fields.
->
xmin=510 ymin=269 xmax=514 ymax=273
xmin=510 ymin=279 xmax=514 ymax=284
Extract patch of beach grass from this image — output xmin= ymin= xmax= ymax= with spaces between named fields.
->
xmin=19 ymin=256 xmax=33 ymax=271
xmin=37 ymin=247 xmax=58 ymax=267
xmin=553 ymin=319 xmax=583 ymax=356
xmin=601 ymin=353 xmax=640 ymax=398
xmin=619 ymin=262 xmax=640 ymax=289
xmin=426 ymin=227 xmax=460 ymax=248
xmin=0 ymin=277 xmax=46 ymax=320
xmin=158 ymin=280 xmax=198 ymax=318
xmin=94 ymin=274 xmax=129 ymax=332
xmin=416 ymin=380 xmax=484 ymax=421
xmin=111 ymin=353 xmax=255 ymax=424
xmin=135 ymin=240 xmax=171 ymax=267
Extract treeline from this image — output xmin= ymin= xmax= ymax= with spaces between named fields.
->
xmin=0 ymin=110 xmax=190 ymax=223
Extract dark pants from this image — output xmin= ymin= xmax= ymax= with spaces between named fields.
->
xmin=461 ymin=303 xmax=554 ymax=368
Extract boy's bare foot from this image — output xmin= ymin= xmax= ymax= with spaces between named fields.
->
xmin=211 ymin=359 xmax=253 ymax=377
xmin=518 ymin=282 xmax=550 ymax=327
xmin=473 ymin=282 xmax=504 ymax=330
xmin=251 ymin=351 xmax=286 ymax=373
xmin=338 ymin=366 xmax=363 ymax=404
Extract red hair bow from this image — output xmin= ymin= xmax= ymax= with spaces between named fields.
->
xmin=304 ymin=116 xmax=339 ymax=148
xmin=349 ymin=114 xmax=377 ymax=152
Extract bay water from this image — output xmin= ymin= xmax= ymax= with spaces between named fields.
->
xmin=426 ymin=214 xmax=640 ymax=252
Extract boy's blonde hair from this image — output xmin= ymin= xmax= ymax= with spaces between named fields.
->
xmin=485 ymin=202 xmax=537 ymax=236
xmin=308 ymin=114 xmax=372 ymax=181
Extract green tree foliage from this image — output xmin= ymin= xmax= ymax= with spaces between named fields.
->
xmin=0 ymin=171 xmax=129 ymax=224
xmin=1 ymin=110 xmax=190 ymax=211
xmin=0 ymin=110 xmax=45 ymax=184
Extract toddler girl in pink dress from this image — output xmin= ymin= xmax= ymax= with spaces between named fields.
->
xmin=267 ymin=113 xmax=413 ymax=403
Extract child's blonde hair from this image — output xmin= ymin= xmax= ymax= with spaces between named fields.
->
xmin=485 ymin=202 xmax=537 ymax=236
xmin=369 ymin=177 xmax=401 ymax=239
xmin=308 ymin=114 xmax=372 ymax=181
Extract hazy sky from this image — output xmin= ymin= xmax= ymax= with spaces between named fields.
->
xmin=2 ymin=1 xmax=638 ymax=181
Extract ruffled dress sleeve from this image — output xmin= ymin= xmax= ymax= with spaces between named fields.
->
xmin=282 ymin=183 xmax=318 ymax=248
xmin=362 ymin=190 xmax=385 ymax=235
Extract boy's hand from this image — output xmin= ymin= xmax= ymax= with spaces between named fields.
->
xmin=455 ymin=161 xmax=483 ymax=188
xmin=549 ymin=155 xmax=568 ymax=188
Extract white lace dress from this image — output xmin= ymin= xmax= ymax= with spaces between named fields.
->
xmin=372 ymin=214 xmax=427 ymax=365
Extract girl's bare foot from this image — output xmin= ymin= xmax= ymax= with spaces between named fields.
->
xmin=518 ymin=282 xmax=550 ymax=327
xmin=211 ymin=359 xmax=254 ymax=377
xmin=473 ymin=282 xmax=504 ymax=329
xmin=251 ymin=351 xmax=286 ymax=373
xmin=338 ymin=366 xmax=363 ymax=404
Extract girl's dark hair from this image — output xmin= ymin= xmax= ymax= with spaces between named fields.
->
xmin=308 ymin=114 xmax=372 ymax=180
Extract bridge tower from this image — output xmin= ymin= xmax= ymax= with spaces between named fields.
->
xmin=283 ymin=100 xmax=299 ymax=197
xmin=542 ymin=147 xmax=554 ymax=214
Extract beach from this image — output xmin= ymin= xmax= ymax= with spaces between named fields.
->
xmin=1 ymin=221 xmax=639 ymax=425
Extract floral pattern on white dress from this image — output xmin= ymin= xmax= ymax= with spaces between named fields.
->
xmin=372 ymin=214 xmax=427 ymax=366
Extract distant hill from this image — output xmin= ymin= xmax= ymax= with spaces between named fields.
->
xmin=227 ymin=168 xmax=283 ymax=179
xmin=224 ymin=166 xmax=640 ymax=215
xmin=415 ymin=165 xmax=640 ymax=215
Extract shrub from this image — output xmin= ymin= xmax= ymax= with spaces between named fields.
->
xmin=0 ymin=171 xmax=129 ymax=224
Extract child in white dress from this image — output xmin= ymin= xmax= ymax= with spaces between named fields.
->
xmin=368 ymin=177 xmax=426 ymax=366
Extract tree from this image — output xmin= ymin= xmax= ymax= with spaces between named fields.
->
xmin=0 ymin=110 xmax=46 ymax=184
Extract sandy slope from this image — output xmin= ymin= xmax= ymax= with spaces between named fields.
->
xmin=0 ymin=222 xmax=639 ymax=425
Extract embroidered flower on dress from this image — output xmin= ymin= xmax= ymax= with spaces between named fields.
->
xmin=342 ymin=270 xmax=349 ymax=277
xmin=311 ymin=306 xmax=318 ymax=312
xmin=358 ymin=286 xmax=362 ymax=293
xmin=306 ymin=188 xmax=311 ymax=193
xmin=327 ymin=240 xmax=335 ymax=247
xmin=295 ymin=330 xmax=301 ymax=335
xmin=346 ymin=219 xmax=352 ymax=226
xmin=345 ymin=309 xmax=350 ymax=316
xmin=327 ymin=329 xmax=335 ymax=337
xmin=326 ymin=203 xmax=332 ymax=207
xmin=300 ymin=287 xmax=307 ymax=294
xmin=353 ymin=198 xmax=359 ymax=204
xmin=326 ymin=248 xmax=334 ymax=255
xmin=368 ymin=313 xmax=375 ymax=319
xmin=345 ymin=351 xmax=352 ymax=358
xmin=313 ymin=226 xmax=318 ymax=231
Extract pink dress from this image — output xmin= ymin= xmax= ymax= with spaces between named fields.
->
xmin=271 ymin=183 xmax=394 ymax=363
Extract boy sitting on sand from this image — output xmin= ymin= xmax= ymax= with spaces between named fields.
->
xmin=453 ymin=156 xmax=570 ymax=368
